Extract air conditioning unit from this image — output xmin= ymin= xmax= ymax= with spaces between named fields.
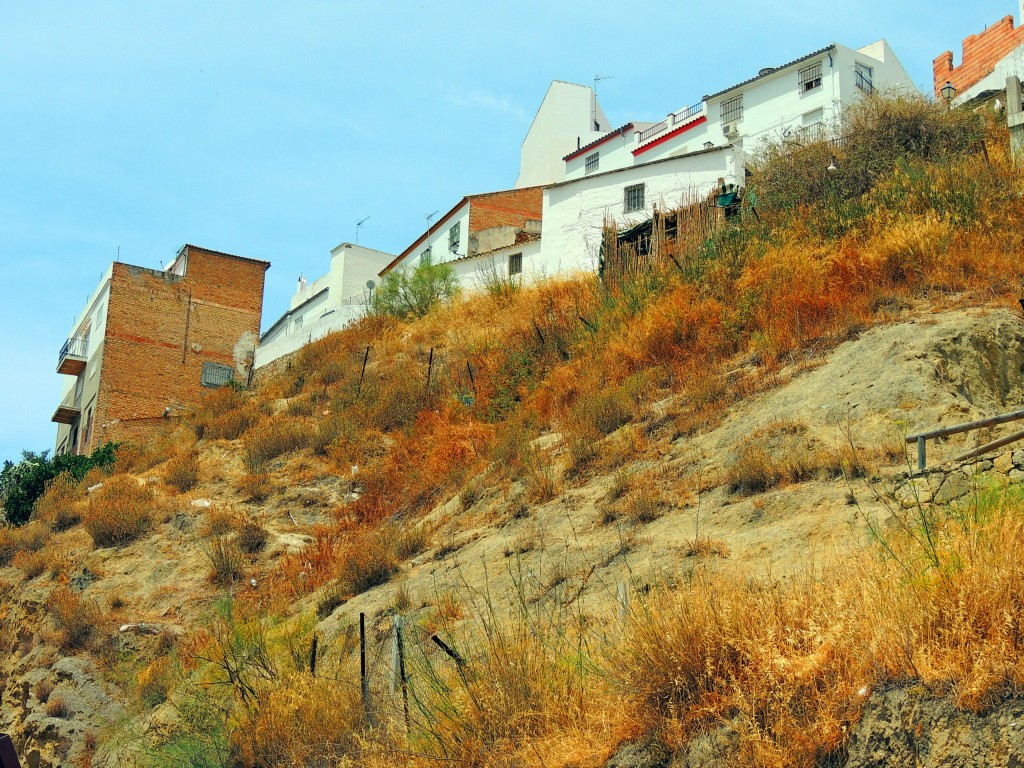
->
xmin=722 ymin=123 xmax=740 ymax=139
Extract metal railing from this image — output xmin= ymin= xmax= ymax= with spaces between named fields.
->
xmin=673 ymin=100 xmax=704 ymax=124
xmin=59 ymin=336 xmax=88 ymax=364
xmin=855 ymin=71 xmax=874 ymax=94
xmin=637 ymin=120 xmax=667 ymax=142
xmin=906 ymin=408 xmax=1024 ymax=473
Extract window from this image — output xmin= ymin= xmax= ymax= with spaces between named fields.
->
xmin=201 ymin=361 xmax=235 ymax=388
xmin=508 ymin=252 xmax=523 ymax=276
xmin=720 ymin=95 xmax=743 ymax=124
xmin=855 ymin=62 xmax=873 ymax=94
xmin=420 ymin=247 xmax=432 ymax=266
xmin=448 ymin=222 xmax=461 ymax=253
xmin=624 ymin=183 xmax=645 ymax=213
xmin=293 ymin=315 xmax=304 ymax=331
xmin=585 ymin=152 xmax=599 ymax=174
xmin=798 ymin=62 xmax=822 ymax=92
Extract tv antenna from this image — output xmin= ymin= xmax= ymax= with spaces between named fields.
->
xmin=593 ymin=74 xmax=613 ymax=129
xmin=425 ymin=209 xmax=439 ymax=230
xmin=355 ymin=215 xmax=370 ymax=244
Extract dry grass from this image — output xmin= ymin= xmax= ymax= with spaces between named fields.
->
xmin=163 ymin=450 xmax=200 ymax=493
xmin=0 ymin=521 xmax=49 ymax=566
xmin=83 ymin=475 xmax=154 ymax=547
xmin=46 ymin=585 xmax=102 ymax=650
xmin=32 ymin=472 xmax=82 ymax=531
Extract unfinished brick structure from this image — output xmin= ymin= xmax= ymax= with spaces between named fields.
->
xmin=53 ymin=245 xmax=269 ymax=454
xmin=933 ymin=14 xmax=1024 ymax=97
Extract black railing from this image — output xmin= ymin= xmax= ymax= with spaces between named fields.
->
xmin=638 ymin=120 xmax=668 ymax=142
xmin=855 ymin=71 xmax=874 ymax=94
xmin=673 ymin=101 xmax=704 ymax=124
xmin=58 ymin=336 xmax=88 ymax=364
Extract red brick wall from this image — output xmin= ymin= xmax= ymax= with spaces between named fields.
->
xmin=933 ymin=15 xmax=1024 ymax=97
xmin=89 ymin=249 xmax=267 ymax=450
xmin=468 ymin=187 xmax=543 ymax=232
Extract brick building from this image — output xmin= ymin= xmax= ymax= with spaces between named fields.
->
xmin=933 ymin=11 xmax=1024 ymax=99
xmin=52 ymin=245 xmax=270 ymax=454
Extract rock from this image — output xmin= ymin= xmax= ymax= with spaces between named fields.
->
xmin=845 ymin=687 xmax=1024 ymax=767
xmin=1009 ymin=469 xmax=1024 ymax=484
xmin=895 ymin=478 xmax=933 ymax=508
xmin=606 ymin=736 xmax=672 ymax=768
xmin=86 ymin=483 xmax=103 ymax=494
xmin=995 ymin=452 xmax=1014 ymax=473
xmin=933 ymin=472 xmax=972 ymax=504
xmin=189 ymin=498 xmax=212 ymax=508
xmin=1013 ymin=449 xmax=1024 ymax=468
xmin=70 ymin=568 xmax=96 ymax=591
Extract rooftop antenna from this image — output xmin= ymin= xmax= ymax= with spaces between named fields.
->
xmin=425 ymin=209 xmax=439 ymax=230
xmin=355 ymin=215 xmax=370 ymax=244
xmin=593 ymin=74 xmax=613 ymax=130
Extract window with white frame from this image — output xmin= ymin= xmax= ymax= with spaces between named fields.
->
xmin=720 ymin=95 xmax=743 ymax=124
xmin=420 ymin=247 xmax=432 ymax=266
xmin=584 ymin=152 xmax=599 ymax=174
xmin=624 ymin=183 xmax=645 ymax=213
xmin=508 ymin=252 xmax=523 ymax=276
xmin=293 ymin=314 xmax=304 ymax=331
xmin=855 ymin=62 xmax=873 ymax=94
xmin=798 ymin=62 xmax=822 ymax=92
xmin=448 ymin=222 xmax=461 ymax=253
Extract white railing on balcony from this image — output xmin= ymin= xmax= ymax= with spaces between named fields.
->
xmin=637 ymin=120 xmax=668 ymax=142
xmin=636 ymin=101 xmax=705 ymax=146
xmin=672 ymin=101 xmax=704 ymax=125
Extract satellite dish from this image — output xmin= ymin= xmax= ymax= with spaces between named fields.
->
xmin=365 ymin=280 xmax=376 ymax=290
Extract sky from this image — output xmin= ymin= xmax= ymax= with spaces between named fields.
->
xmin=0 ymin=0 xmax=1015 ymax=465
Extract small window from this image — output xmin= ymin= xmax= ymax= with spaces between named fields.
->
xmin=585 ymin=152 xmax=599 ymax=174
xmin=624 ymin=183 xmax=645 ymax=213
xmin=448 ymin=222 xmax=461 ymax=253
xmin=201 ymin=361 xmax=235 ymax=388
xmin=508 ymin=252 xmax=523 ymax=276
xmin=720 ymin=95 xmax=743 ymax=124
xmin=293 ymin=315 xmax=304 ymax=331
xmin=798 ymin=62 xmax=822 ymax=92
xmin=855 ymin=62 xmax=873 ymax=94
xmin=420 ymin=247 xmax=432 ymax=266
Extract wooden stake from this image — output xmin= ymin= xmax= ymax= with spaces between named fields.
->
xmin=425 ymin=347 xmax=434 ymax=393
xmin=360 ymin=613 xmax=373 ymax=725
xmin=309 ymin=634 xmax=318 ymax=676
xmin=395 ymin=616 xmax=411 ymax=733
xmin=357 ymin=346 xmax=371 ymax=395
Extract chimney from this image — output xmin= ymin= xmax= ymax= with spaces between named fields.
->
xmin=297 ymin=274 xmax=307 ymax=293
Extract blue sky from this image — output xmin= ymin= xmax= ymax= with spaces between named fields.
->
xmin=0 ymin=0 xmax=1014 ymax=464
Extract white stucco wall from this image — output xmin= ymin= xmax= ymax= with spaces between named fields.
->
xmin=57 ymin=265 xmax=112 ymax=403
xmin=517 ymin=81 xmax=611 ymax=188
xmin=256 ymin=243 xmax=394 ymax=368
xmin=449 ymin=239 xmax=544 ymax=291
xmin=540 ymin=147 xmax=737 ymax=277
xmin=387 ymin=204 xmax=472 ymax=275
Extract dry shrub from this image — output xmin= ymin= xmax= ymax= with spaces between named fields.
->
xmin=46 ymin=695 xmax=70 ymax=718
xmin=0 ymin=521 xmax=49 ymax=566
xmin=204 ymin=533 xmax=244 ymax=586
xmin=243 ymin=415 xmax=312 ymax=472
xmin=163 ymin=450 xmax=200 ymax=493
xmin=237 ymin=472 xmax=273 ymax=502
xmin=205 ymin=506 xmax=237 ymax=536
xmin=33 ymin=678 xmax=54 ymax=703
xmin=234 ymin=674 xmax=364 ymax=767
xmin=137 ymin=655 xmax=172 ymax=707
xmin=622 ymin=485 xmax=667 ymax=525
xmin=83 ymin=475 xmax=154 ymax=547
xmin=13 ymin=549 xmax=47 ymax=579
xmin=237 ymin=521 xmax=268 ymax=554
xmin=46 ymin=585 xmax=101 ymax=650
xmin=193 ymin=387 xmax=260 ymax=440
xmin=32 ymin=472 xmax=82 ymax=531
xmin=683 ymin=538 xmax=730 ymax=558
xmin=725 ymin=424 xmax=834 ymax=495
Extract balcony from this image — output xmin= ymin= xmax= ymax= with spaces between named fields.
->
xmin=57 ymin=336 xmax=88 ymax=375
xmin=51 ymin=390 xmax=80 ymax=424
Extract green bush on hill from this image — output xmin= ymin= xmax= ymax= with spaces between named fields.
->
xmin=371 ymin=258 xmax=459 ymax=319
xmin=0 ymin=443 xmax=118 ymax=526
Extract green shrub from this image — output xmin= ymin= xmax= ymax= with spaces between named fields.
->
xmin=371 ymin=258 xmax=459 ymax=319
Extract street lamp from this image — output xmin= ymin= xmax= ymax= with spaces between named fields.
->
xmin=940 ymin=80 xmax=957 ymax=108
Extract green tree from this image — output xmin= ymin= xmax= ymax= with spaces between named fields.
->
xmin=371 ymin=258 xmax=459 ymax=319
xmin=0 ymin=443 xmax=118 ymax=526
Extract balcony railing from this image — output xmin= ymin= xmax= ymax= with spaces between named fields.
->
xmin=672 ymin=100 xmax=704 ymax=125
xmin=57 ymin=336 xmax=88 ymax=375
xmin=51 ymin=389 xmax=81 ymax=424
xmin=637 ymin=120 xmax=668 ymax=142
xmin=855 ymin=71 xmax=874 ymax=94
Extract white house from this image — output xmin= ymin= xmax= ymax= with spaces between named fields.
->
xmin=255 ymin=242 xmax=395 ymax=368
xmin=516 ymin=81 xmax=613 ymax=188
xmin=540 ymin=146 xmax=741 ymax=277
xmin=560 ymin=40 xmax=916 ymax=183
xmin=379 ymin=186 xmax=545 ymax=289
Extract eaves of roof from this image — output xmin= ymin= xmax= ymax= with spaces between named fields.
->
xmin=183 ymin=243 xmax=271 ymax=269
xmin=546 ymin=144 xmax=730 ymax=190
xmin=450 ymin=232 xmax=541 ymax=264
xmin=632 ymin=115 xmax=707 ymax=157
xmin=563 ymin=122 xmax=635 ymax=162
xmin=704 ymin=44 xmax=837 ymax=101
